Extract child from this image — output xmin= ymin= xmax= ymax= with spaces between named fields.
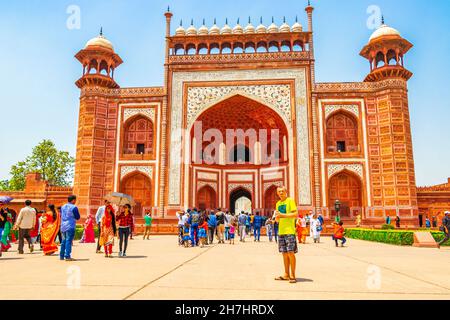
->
xmin=229 ymin=223 xmax=236 ymax=245
xmin=198 ymin=219 xmax=208 ymax=248
xmin=182 ymin=223 xmax=191 ymax=248
xmin=333 ymin=221 xmax=346 ymax=247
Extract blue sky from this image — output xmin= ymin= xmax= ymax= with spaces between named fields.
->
xmin=0 ymin=0 xmax=449 ymax=186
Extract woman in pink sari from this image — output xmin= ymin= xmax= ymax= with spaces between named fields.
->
xmin=80 ymin=214 xmax=96 ymax=243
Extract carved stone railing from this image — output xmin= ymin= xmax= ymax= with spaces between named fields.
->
xmin=81 ymin=86 xmax=165 ymax=98
xmin=169 ymin=51 xmax=310 ymax=64
xmin=315 ymin=79 xmax=407 ymax=93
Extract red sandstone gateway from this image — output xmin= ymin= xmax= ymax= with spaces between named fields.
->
xmin=2 ymin=5 xmax=449 ymax=230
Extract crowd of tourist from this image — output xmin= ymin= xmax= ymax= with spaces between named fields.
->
xmin=1 ymin=192 xmax=449 ymax=266
xmin=0 ymin=195 xmax=152 ymax=259
xmin=175 ymin=200 xmax=349 ymax=250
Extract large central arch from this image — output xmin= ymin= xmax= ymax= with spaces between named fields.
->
xmin=187 ymin=94 xmax=291 ymax=210
xmin=190 ymin=94 xmax=289 ymax=166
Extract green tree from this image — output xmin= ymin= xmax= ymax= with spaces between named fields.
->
xmin=0 ymin=180 xmax=10 ymax=191
xmin=2 ymin=140 xmax=75 ymax=191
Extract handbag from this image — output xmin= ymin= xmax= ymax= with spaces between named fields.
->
xmin=317 ymin=225 xmax=323 ymax=232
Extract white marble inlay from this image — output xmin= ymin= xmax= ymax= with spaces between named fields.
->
xmin=121 ymin=166 xmax=153 ymax=179
xmin=324 ymin=105 xmax=359 ymax=119
xmin=327 ymin=164 xmax=363 ymax=179
xmin=123 ymin=108 xmax=155 ymax=123
xmin=227 ymin=174 xmax=253 ymax=182
xmin=168 ymin=69 xmax=310 ymax=205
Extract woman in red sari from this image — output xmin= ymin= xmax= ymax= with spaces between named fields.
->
xmin=99 ymin=205 xmax=116 ymax=258
xmin=40 ymin=204 xmax=61 ymax=255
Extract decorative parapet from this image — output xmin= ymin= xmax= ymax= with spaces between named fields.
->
xmin=315 ymin=79 xmax=407 ymax=93
xmin=169 ymin=51 xmax=310 ymax=65
xmin=80 ymin=86 xmax=165 ymax=98
xmin=417 ymin=185 xmax=450 ymax=192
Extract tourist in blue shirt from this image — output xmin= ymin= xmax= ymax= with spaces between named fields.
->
xmin=245 ymin=215 xmax=251 ymax=236
xmin=273 ymin=220 xmax=279 ymax=243
xmin=238 ymin=212 xmax=248 ymax=242
xmin=207 ymin=211 xmax=217 ymax=244
xmin=60 ymin=195 xmax=81 ymax=261
xmin=253 ymin=212 xmax=263 ymax=242
xmin=318 ymin=214 xmax=324 ymax=226
xmin=188 ymin=208 xmax=200 ymax=246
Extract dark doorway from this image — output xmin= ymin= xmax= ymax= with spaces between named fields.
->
xmin=230 ymin=145 xmax=251 ymax=163
xmin=229 ymin=188 xmax=252 ymax=214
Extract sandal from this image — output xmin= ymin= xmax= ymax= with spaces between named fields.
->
xmin=275 ymin=276 xmax=290 ymax=281
xmin=289 ymin=278 xmax=297 ymax=284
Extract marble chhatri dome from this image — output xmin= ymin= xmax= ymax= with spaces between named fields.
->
xmin=85 ymin=29 xmax=114 ymax=51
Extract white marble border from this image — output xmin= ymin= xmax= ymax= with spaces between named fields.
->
xmin=168 ymin=69 xmax=310 ymax=206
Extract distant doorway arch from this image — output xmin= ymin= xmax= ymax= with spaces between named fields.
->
xmin=229 ymin=188 xmax=252 ymax=215
xmin=328 ymin=171 xmax=362 ymax=218
xmin=196 ymin=186 xmax=217 ymax=211
xmin=120 ymin=172 xmax=152 ymax=217
xmin=264 ymin=185 xmax=279 ymax=217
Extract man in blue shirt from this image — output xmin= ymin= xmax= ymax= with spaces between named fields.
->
xmin=253 ymin=212 xmax=263 ymax=242
xmin=207 ymin=211 xmax=217 ymax=245
xmin=238 ymin=212 xmax=248 ymax=242
xmin=188 ymin=208 xmax=200 ymax=247
xmin=60 ymin=195 xmax=81 ymax=261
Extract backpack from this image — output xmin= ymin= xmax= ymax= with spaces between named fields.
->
xmin=191 ymin=213 xmax=199 ymax=225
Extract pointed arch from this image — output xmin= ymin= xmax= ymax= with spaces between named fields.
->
xmin=328 ymin=170 xmax=363 ymax=218
xmin=120 ymin=171 xmax=152 ymax=217
xmin=122 ymin=114 xmax=154 ymax=156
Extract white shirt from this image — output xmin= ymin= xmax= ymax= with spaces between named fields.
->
xmin=16 ymin=206 xmax=36 ymax=229
xmin=176 ymin=212 xmax=188 ymax=226
xmin=95 ymin=206 xmax=106 ymax=224
xmin=225 ymin=214 xmax=232 ymax=227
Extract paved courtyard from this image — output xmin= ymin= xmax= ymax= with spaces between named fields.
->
xmin=1 ymin=235 xmax=449 ymax=300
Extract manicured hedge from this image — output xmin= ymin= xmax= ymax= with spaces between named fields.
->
xmin=345 ymin=228 xmax=449 ymax=246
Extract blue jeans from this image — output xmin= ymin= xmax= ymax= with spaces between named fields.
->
xmin=225 ymin=226 xmax=230 ymax=240
xmin=190 ymin=225 xmax=199 ymax=246
xmin=253 ymin=227 xmax=261 ymax=241
xmin=274 ymin=227 xmax=279 ymax=242
xmin=267 ymin=227 xmax=273 ymax=241
xmin=60 ymin=229 xmax=75 ymax=259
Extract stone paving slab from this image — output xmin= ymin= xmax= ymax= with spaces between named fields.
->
xmin=0 ymin=235 xmax=449 ymax=300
